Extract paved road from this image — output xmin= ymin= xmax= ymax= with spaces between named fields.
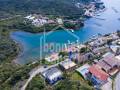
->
xmin=21 ymin=66 xmax=45 ymax=90
xmin=115 ymin=72 xmax=120 ymax=90
xmin=21 ymin=63 xmax=59 ymax=90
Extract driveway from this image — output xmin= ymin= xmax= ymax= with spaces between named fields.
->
xmin=21 ymin=63 xmax=59 ymax=90
xmin=115 ymin=72 xmax=120 ymax=90
xmin=101 ymin=78 xmax=112 ymax=90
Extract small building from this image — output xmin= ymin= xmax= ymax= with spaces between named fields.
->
xmin=76 ymin=54 xmax=86 ymax=63
xmin=57 ymin=18 xmax=63 ymax=25
xmin=102 ymin=52 xmax=114 ymax=58
xmin=110 ymin=45 xmax=120 ymax=55
xmin=92 ymin=46 xmax=109 ymax=55
xmin=110 ymin=33 xmax=119 ymax=40
xmin=32 ymin=18 xmax=47 ymax=27
xmin=84 ymin=52 xmax=94 ymax=60
xmin=45 ymin=53 xmax=59 ymax=62
xmin=25 ymin=14 xmax=55 ymax=27
xmin=87 ymin=65 xmax=109 ymax=86
xmin=25 ymin=15 xmax=35 ymax=20
xmin=59 ymin=59 xmax=76 ymax=70
xmin=115 ymin=55 xmax=120 ymax=67
xmin=42 ymin=67 xmax=62 ymax=84
xmin=76 ymin=64 xmax=90 ymax=79
xmin=97 ymin=54 xmax=119 ymax=75
xmin=89 ymin=37 xmax=107 ymax=48
xmin=74 ymin=52 xmax=94 ymax=64
xmin=64 ymin=45 xmax=80 ymax=53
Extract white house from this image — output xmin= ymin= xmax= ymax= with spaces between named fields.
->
xmin=42 ymin=67 xmax=63 ymax=84
xmin=45 ymin=53 xmax=59 ymax=62
xmin=32 ymin=18 xmax=47 ymax=27
xmin=57 ymin=18 xmax=63 ymax=25
xmin=25 ymin=15 xmax=35 ymax=20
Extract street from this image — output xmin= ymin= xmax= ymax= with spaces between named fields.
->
xmin=21 ymin=63 xmax=59 ymax=90
xmin=115 ymin=72 xmax=120 ymax=90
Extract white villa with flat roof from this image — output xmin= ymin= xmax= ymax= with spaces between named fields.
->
xmin=76 ymin=64 xmax=90 ymax=79
xmin=45 ymin=53 xmax=59 ymax=62
xmin=41 ymin=67 xmax=63 ymax=84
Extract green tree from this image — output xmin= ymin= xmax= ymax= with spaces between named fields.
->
xmin=80 ymin=47 xmax=87 ymax=53
xmin=26 ymin=76 xmax=45 ymax=90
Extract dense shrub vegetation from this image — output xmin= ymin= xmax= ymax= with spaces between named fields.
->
xmin=26 ymin=76 xmax=45 ymax=90
xmin=0 ymin=17 xmax=40 ymax=89
xmin=0 ymin=0 xmax=94 ymax=19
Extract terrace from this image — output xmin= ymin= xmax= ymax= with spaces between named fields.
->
xmin=87 ymin=65 xmax=109 ymax=86
xmin=97 ymin=54 xmax=119 ymax=75
xmin=59 ymin=59 xmax=77 ymax=70
xmin=45 ymin=53 xmax=59 ymax=62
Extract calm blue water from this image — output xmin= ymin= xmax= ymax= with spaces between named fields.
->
xmin=11 ymin=0 xmax=120 ymax=64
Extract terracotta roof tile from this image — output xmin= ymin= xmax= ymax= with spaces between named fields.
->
xmin=89 ymin=65 xmax=109 ymax=81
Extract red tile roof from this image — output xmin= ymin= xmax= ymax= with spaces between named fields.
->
xmin=89 ymin=65 xmax=109 ymax=81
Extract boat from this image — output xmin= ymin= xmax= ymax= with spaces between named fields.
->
xmin=68 ymin=40 xmax=70 ymax=44
xmin=64 ymin=44 xmax=67 ymax=49
xmin=70 ymin=29 xmax=74 ymax=33
xmin=76 ymin=40 xmax=79 ymax=43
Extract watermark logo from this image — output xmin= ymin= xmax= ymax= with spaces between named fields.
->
xmin=39 ymin=25 xmax=80 ymax=60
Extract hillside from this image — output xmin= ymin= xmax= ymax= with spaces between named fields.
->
xmin=0 ymin=0 xmax=94 ymax=18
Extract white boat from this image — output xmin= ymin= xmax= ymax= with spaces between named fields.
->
xmin=64 ymin=44 xmax=67 ymax=49
xmin=76 ymin=40 xmax=79 ymax=43
xmin=70 ymin=29 xmax=74 ymax=33
xmin=68 ymin=40 xmax=70 ymax=44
